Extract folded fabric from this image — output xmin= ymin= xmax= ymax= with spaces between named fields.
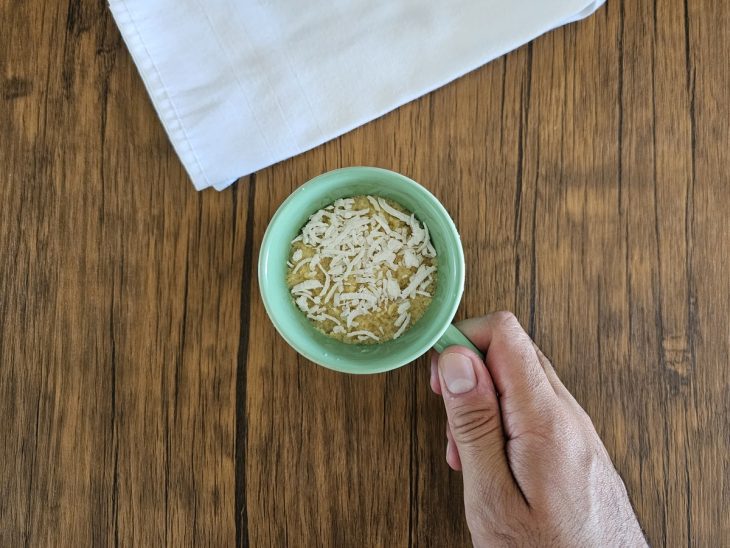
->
xmin=109 ymin=0 xmax=605 ymax=190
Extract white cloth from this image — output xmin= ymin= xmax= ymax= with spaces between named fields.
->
xmin=109 ymin=0 xmax=605 ymax=190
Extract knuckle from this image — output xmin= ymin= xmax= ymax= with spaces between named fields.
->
xmin=448 ymin=401 xmax=502 ymax=445
xmin=553 ymin=417 xmax=599 ymax=466
xmin=491 ymin=312 xmax=534 ymax=356
xmin=492 ymin=310 xmax=519 ymax=328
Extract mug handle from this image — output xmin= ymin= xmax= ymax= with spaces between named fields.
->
xmin=433 ymin=324 xmax=484 ymax=360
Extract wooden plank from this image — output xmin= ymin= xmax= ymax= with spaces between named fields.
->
xmin=1 ymin=0 xmax=728 ymax=546
xmin=683 ymin=0 xmax=730 ymax=544
xmin=0 ymin=2 xmax=248 ymax=545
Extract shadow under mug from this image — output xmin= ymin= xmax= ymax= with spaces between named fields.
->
xmin=258 ymin=167 xmax=481 ymax=374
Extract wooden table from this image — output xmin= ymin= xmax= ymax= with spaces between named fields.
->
xmin=2 ymin=1 xmax=728 ymax=545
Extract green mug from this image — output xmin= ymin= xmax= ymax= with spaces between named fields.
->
xmin=258 ymin=167 xmax=481 ymax=374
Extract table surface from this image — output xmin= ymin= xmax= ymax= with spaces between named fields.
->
xmin=2 ymin=1 xmax=729 ymax=546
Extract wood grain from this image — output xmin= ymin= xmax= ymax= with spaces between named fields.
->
xmin=1 ymin=0 xmax=728 ymax=546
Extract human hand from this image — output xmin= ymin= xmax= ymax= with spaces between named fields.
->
xmin=430 ymin=312 xmax=646 ymax=547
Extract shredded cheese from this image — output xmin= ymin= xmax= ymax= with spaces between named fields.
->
xmin=287 ymin=195 xmax=438 ymax=343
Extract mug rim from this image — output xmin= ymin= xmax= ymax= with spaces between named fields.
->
xmin=258 ymin=167 xmax=465 ymax=374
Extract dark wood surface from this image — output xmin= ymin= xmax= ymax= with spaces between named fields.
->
xmin=2 ymin=0 xmax=728 ymax=545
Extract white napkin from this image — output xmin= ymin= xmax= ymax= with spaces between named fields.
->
xmin=109 ymin=0 xmax=604 ymax=190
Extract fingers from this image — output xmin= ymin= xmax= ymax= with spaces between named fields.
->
xmin=456 ymin=312 xmax=561 ymax=437
xmin=437 ymin=347 xmax=525 ymax=513
xmin=530 ymin=342 xmax=595 ymax=424
xmin=432 ymin=352 xmax=460 ymax=470
xmin=530 ymin=342 xmax=570 ymax=400
xmin=445 ymin=424 xmax=462 ymax=471
xmin=430 ymin=352 xmax=442 ymax=395
xmin=455 ymin=312 xmax=553 ymax=400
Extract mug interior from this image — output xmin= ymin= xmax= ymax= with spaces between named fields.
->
xmin=258 ymin=167 xmax=465 ymax=374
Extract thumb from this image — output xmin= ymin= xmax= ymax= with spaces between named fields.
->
xmin=438 ymin=347 xmax=525 ymax=514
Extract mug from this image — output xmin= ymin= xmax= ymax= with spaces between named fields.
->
xmin=258 ymin=167 xmax=481 ymax=374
